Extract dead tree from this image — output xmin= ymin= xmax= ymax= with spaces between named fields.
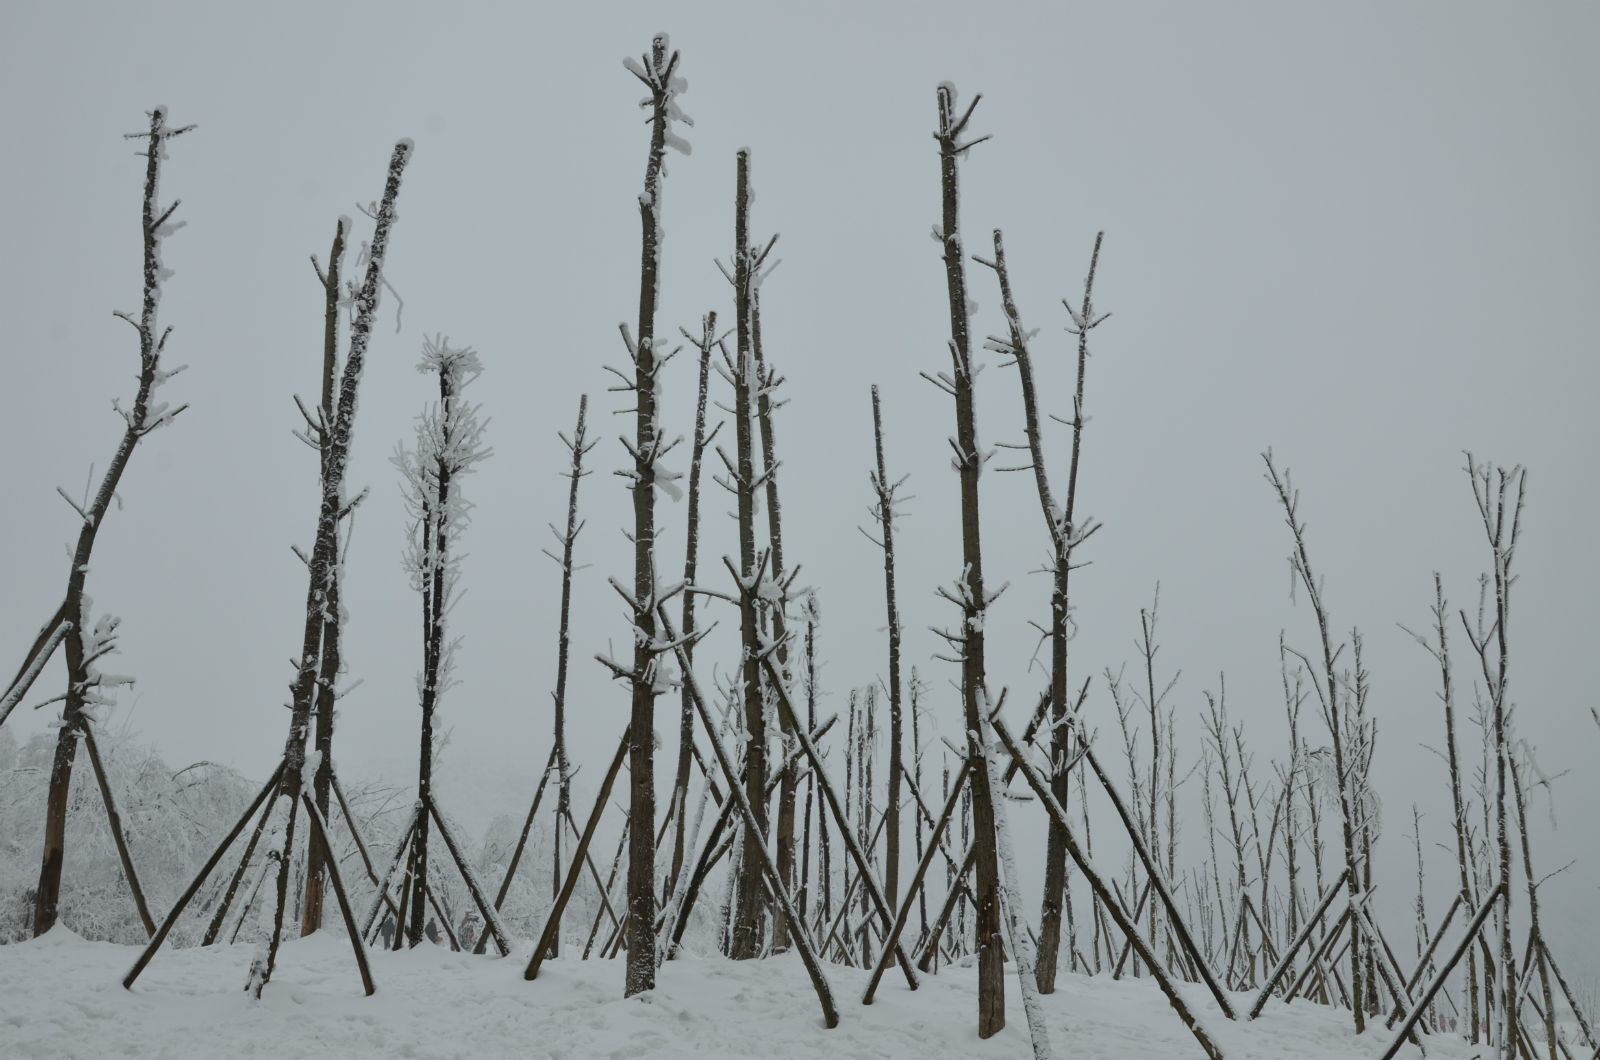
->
xmin=1401 ymin=573 xmax=1482 ymax=1041
xmin=667 ymin=314 xmax=722 ymax=897
xmin=922 ymin=81 xmax=1006 ymax=1039
xmin=538 ymin=395 xmax=596 ymax=955
xmin=751 ymin=293 xmax=802 ymax=950
xmin=390 ymin=337 xmax=493 ymax=949
xmin=859 ymin=385 xmax=909 ymax=912
xmin=978 ymin=227 xmax=1106 ymax=993
xmin=1263 ymin=452 xmax=1370 ymax=1033
xmin=1460 ymin=457 xmax=1525 ymax=1059
xmin=719 ymin=148 xmax=780 ymax=960
xmin=25 ymin=109 xmax=193 ymax=938
xmin=611 ymin=33 xmax=691 ymax=998
xmin=126 ymin=140 xmax=413 ymax=999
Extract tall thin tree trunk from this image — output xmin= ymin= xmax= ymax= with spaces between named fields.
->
xmin=1263 ymin=453 xmax=1367 ymax=1032
xmin=670 ymin=315 xmax=718 ymax=897
xmin=752 ymin=296 xmax=799 ymax=950
xmin=728 ymin=148 xmax=770 ymax=961
xmin=620 ymin=34 xmax=685 ymax=996
xmin=255 ymin=139 xmax=412 ymax=997
xmin=932 ymin=83 xmax=1005 ymax=1037
xmin=35 ymin=109 xmax=193 ymax=936
xmin=983 ymin=228 xmax=1104 ymax=993
xmin=301 ymin=219 xmax=348 ymax=936
xmin=867 ymin=387 xmax=905 ymax=912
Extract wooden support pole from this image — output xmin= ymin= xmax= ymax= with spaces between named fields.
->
xmin=1250 ymin=867 xmax=1351 ymax=1018
xmin=300 ymin=793 xmax=374 ymax=995
xmin=123 ymin=761 xmax=286 ymax=989
xmin=527 ymin=727 xmax=631 ymax=979
xmin=995 ymin=717 xmax=1225 ymax=1060
xmin=202 ymin=773 xmax=284 ymax=946
xmin=754 ymin=642 xmax=918 ymax=992
xmin=80 ymin=719 xmax=156 ymax=937
xmin=428 ymin=798 xmax=512 ymax=955
xmin=661 ymin=604 xmax=840 ymax=1028
xmin=1286 ymin=907 xmax=1352 ymax=1005
xmin=862 ymin=758 xmax=972 ymax=1004
xmin=1381 ymin=883 xmax=1505 ymax=1060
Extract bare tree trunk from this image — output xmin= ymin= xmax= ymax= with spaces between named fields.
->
xmin=865 ymin=386 xmax=906 ymax=914
xmin=35 ymin=109 xmax=194 ymax=936
xmin=981 ymin=228 xmax=1105 ymax=994
xmin=617 ymin=34 xmax=687 ymax=997
xmin=301 ymin=218 xmax=349 ymax=936
xmin=543 ymin=394 xmax=593 ymax=957
xmin=1462 ymin=458 xmax=1525 ymax=1059
xmin=751 ymin=296 xmax=799 ymax=950
xmin=1423 ymin=574 xmax=1481 ymax=1041
xmin=727 ymin=148 xmax=771 ymax=960
xmin=909 ymin=668 xmax=928 ymax=944
xmin=669 ymin=315 xmax=719 ymax=898
xmin=253 ymin=139 xmax=411 ymax=998
xmin=1511 ymin=745 xmax=1556 ymax=1057
xmin=930 ymin=83 xmax=1004 ymax=1037
xmin=1263 ymin=452 xmax=1367 ymax=1033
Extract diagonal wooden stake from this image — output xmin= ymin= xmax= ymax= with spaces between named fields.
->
xmin=429 ymin=798 xmax=512 ymax=955
xmin=862 ymin=757 xmax=971 ymax=1003
xmin=202 ymin=774 xmax=284 ymax=946
xmin=526 ymin=726 xmax=631 ymax=980
xmin=1380 ymin=882 xmax=1504 ymax=1060
xmin=80 ymin=718 xmax=155 ymax=937
xmin=659 ymin=605 xmax=839 ymax=1028
xmin=299 ymin=793 xmax=374 ymax=995
xmin=753 ymin=640 xmax=918 ymax=992
xmin=994 ymin=716 xmax=1225 ymax=1060
xmin=124 ymin=760 xmax=286 ymax=990
xmin=1250 ymin=866 xmax=1350 ymax=1018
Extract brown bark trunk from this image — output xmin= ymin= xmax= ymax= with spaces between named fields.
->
xmin=622 ymin=34 xmax=679 ymax=996
xmin=934 ymin=83 xmax=1004 ymax=1037
xmin=35 ymin=110 xmax=192 ymax=937
xmin=728 ymin=148 xmax=769 ymax=961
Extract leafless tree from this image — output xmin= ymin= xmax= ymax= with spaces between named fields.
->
xmin=667 ymin=314 xmax=721 ymax=897
xmin=1459 ymin=457 xmax=1527 ymax=1058
xmin=23 ymin=109 xmax=194 ymax=939
xmin=1263 ymin=452 xmax=1371 ymax=1032
xmin=862 ymin=386 xmax=908 ymax=912
xmin=720 ymin=147 xmax=780 ymax=960
xmin=298 ymin=216 xmax=353 ymax=937
xmin=977 ymin=227 xmax=1105 ymax=993
xmin=608 ymin=33 xmax=691 ymax=997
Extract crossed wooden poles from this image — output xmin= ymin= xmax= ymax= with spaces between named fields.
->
xmin=122 ymin=759 xmax=375 ymax=994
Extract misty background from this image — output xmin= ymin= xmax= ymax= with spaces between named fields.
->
xmin=2 ymin=1 xmax=1596 ymax=984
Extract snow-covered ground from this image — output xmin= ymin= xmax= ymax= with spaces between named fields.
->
xmin=2 ymin=927 xmax=1488 ymax=1059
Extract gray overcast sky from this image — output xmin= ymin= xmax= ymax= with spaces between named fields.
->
xmin=3 ymin=1 xmax=1597 ymax=979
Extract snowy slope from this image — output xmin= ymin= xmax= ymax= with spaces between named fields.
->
xmin=0 ymin=928 xmax=1484 ymax=1060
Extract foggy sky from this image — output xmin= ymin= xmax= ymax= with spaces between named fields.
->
xmin=3 ymin=2 xmax=1596 ymax=983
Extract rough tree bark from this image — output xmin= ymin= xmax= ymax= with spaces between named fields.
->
xmin=616 ymin=33 xmax=688 ymax=996
xmin=928 ymin=82 xmax=1005 ymax=1038
xmin=669 ymin=314 xmax=719 ymax=897
xmin=980 ymin=227 xmax=1105 ymax=992
xmin=34 ymin=108 xmax=193 ymax=937
xmin=251 ymin=138 xmax=411 ymax=998
xmin=726 ymin=148 xmax=773 ymax=960
xmin=301 ymin=218 xmax=348 ymax=936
